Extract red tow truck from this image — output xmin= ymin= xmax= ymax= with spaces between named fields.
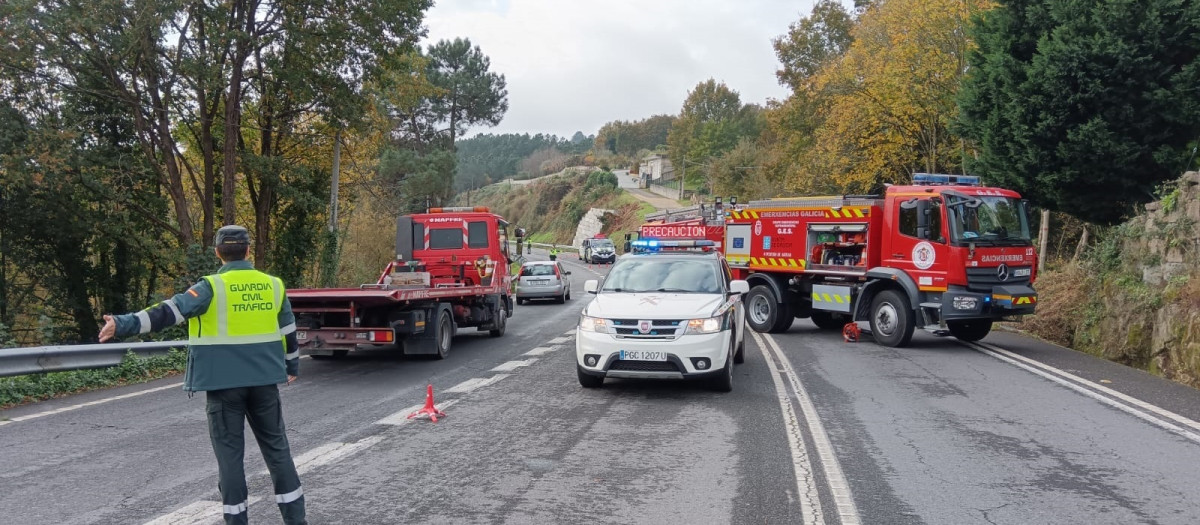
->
xmin=636 ymin=174 xmax=1038 ymax=347
xmin=286 ymin=207 xmax=515 ymax=359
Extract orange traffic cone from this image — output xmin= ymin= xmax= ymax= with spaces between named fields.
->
xmin=407 ymin=384 xmax=446 ymax=422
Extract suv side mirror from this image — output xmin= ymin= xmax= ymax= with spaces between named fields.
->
xmin=584 ymin=280 xmax=599 ymax=294
xmin=730 ymin=280 xmax=750 ymax=294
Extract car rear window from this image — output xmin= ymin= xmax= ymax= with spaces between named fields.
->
xmin=521 ymin=265 xmax=555 ymax=277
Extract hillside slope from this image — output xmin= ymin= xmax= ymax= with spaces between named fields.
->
xmin=455 ymin=168 xmax=653 ymax=246
xmin=1022 ymin=172 xmax=1200 ymax=387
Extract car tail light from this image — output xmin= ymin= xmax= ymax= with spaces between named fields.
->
xmin=369 ymin=330 xmax=394 ymax=342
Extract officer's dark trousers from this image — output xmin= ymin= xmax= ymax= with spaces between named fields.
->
xmin=206 ymin=385 xmax=306 ymax=525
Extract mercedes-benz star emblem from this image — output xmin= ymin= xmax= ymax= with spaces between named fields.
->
xmin=996 ymin=263 xmax=1010 ymax=282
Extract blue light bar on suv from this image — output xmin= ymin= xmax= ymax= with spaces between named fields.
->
xmin=913 ymin=173 xmax=981 ymax=186
xmin=631 ymin=239 xmax=715 ymax=253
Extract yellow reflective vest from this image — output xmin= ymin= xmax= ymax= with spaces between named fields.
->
xmin=184 ymin=269 xmax=288 ymax=391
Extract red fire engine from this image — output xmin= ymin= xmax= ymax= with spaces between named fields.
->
xmin=286 ymin=207 xmax=515 ymax=359
xmin=639 ymin=174 xmax=1038 ymax=347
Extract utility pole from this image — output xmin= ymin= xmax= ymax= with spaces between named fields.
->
xmin=679 ymin=158 xmax=685 ymax=201
xmin=1038 ymin=209 xmax=1050 ymax=273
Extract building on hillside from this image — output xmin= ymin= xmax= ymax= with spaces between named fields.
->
xmin=639 ymin=154 xmax=675 ymax=182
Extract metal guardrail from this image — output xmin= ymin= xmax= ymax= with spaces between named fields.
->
xmin=0 ymin=341 xmax=187 ymax=379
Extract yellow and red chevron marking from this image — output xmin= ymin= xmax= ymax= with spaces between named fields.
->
xmin=825 ymin=207 xmax=870 ymax=219
xmin=729 ymin=207 xmax=872 ymax=220
xmin=749 ymin=257 xmax=807 ymax=270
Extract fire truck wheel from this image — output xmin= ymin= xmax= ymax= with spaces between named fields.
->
xmin=489 ymin=304 xmax=507 ymax=337
xmin=434 ymin=311 xmax=453 ymax=359
xmin=870 ymin=289 xmax=915 ymax=347
xmin=947 ymin=319 xmax=992 ymax=342
xmin=745 ymin=285 xmax=780 ymax=332
xmin=810 ymin=311 xmax=846 ymax=331
xmin=770 ymin=302 xmax=794 ymax=333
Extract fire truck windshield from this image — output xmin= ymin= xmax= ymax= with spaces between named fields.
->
xmin=945 ymin=195 xmax=1032 ymax=246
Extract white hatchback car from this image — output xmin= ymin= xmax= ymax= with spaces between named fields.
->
xmin=576 ymin=250 xmax=749 ymax=391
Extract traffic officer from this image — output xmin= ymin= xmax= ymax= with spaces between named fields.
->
xmin=549 ymin=246 xmax=559 ymax=261
xmin=98 ymin=225 xmax=306 ymax=525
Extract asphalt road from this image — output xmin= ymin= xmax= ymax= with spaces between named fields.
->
xmin=2 ymin=252 xmax=1199 ymax=524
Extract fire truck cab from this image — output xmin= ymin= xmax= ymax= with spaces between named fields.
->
xmin=722 ymin=174 xmax=1038 ymax=346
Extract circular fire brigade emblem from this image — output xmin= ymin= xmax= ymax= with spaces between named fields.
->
xmin=912 ymin=241 xmax=936 ymax=270
xmin=754 ymin=220 xmax=763 ymax=236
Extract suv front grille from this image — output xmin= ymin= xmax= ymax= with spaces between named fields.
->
xmin=965 ymin=266 xmax=1032 ymax=293
xmin=609 ymin=360 xmax=681 ymax=372
xmin=610 ymin=319 xmax=683 ymax=340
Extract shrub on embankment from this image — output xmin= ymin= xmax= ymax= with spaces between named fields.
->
xmin=1020 ymin=172 xmax=1200 ymax=388
xmin=0 ymin=350 xmax=187 ymax=410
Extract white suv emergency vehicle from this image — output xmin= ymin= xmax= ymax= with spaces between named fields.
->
xmin=575 ymin=240 xmax=749 ymax=391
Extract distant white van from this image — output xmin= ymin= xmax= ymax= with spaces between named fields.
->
xmin=578 ymin=237 xmax=617 ymax=264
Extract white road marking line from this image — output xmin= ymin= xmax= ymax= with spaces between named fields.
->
xmin=562 ymin=329 xmax=575 ymax=336
xmin=969 ymin=342 xmax=1200 ymax=444
xmin=143 ymin=497 xmax=262 ymax=525
xmin=491 ymin=359 xmax=537 ymax=372
xmin=375 ymin=399 xmax=461 ymax=426
xmin=523 ymin=346 xmax=556 ymax=356
xmin=0 ymin=382 xmax=184 ymax=427
xmin=760 ymin=332 xmax=861 ymax=525
xmin=292 ymin=435 xmax=387 ymax=475
xmin=444 ymin=373 xmax=510 ymax=394
xmin=750 ymin=331 xmax=824 ymax=525
xmin=548 ymin=336 xmax=570 ymax=344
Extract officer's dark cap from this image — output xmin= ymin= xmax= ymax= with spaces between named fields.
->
xmin=215 ymin=225 xmax=251 ymax=245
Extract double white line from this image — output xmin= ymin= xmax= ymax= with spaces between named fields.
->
xmin=752 ymin=331 xmax=861 ymax=525
xmin=966 ymin=341 xmax=1200 ymax=444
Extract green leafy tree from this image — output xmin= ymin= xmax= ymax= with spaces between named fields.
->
xmin=957 ymin=0 xmax=1200 ymax=225
xmin=425 ymin=37 xmax=509 ymax=146
xmin=773 ymin=0 xmax=855 ymax=92
xmin=668 ymin=80 xmax=760 ymax=187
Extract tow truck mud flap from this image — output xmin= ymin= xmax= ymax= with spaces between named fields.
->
xmin=405 ymin=303 xmax=455 ymax=356
xmin=390 ymin=310 xmax=427 ymax=335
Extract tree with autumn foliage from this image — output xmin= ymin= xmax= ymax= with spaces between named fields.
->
xmin=766 ymin=0 xmax=989 ymax=194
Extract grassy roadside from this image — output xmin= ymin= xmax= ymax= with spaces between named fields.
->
xmin=0 ymin=349 xmax=187 ymax=411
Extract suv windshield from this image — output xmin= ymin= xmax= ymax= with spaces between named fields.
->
xmin=945 ymin=194 xmax=1032 ymax=246
xmin=601 ymin=258 xmax=721 ymax=294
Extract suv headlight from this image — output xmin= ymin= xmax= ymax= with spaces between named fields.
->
xmin=685 ymin=317 xmax=722 ymax=334
xmin=580 ymin=315 xmax=609 ymax=333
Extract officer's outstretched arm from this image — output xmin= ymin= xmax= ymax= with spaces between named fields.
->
xmin=104 ymin=281 xmax=214 ymax=340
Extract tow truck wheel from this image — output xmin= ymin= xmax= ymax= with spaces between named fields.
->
xmin=870 ymin=289 xmax=915 ymax=347
xmin=434 ymin=311 xmax=453 ymax=359
xmin=489 ymin=304 xmax=507 ymax=337
xmin=810 ymin=311 xmax=846 ymax=331
xmin=948 ymin=319 xmax=992 ymax=342
xmin=745 ymin=285 xmax=779 ymax=332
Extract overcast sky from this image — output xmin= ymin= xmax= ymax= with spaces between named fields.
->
xmin=423 ymin=0 xmax=833 ymax=140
